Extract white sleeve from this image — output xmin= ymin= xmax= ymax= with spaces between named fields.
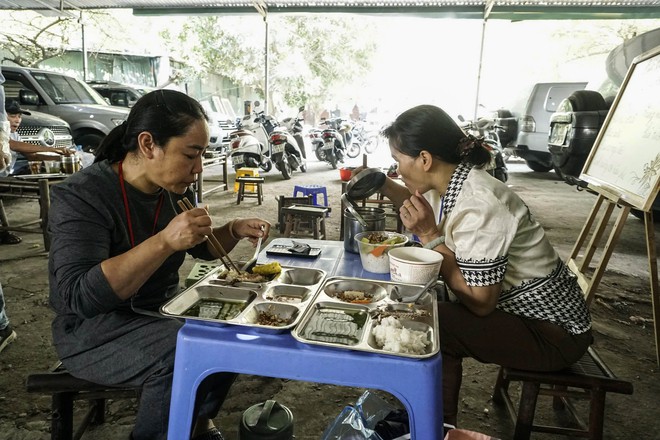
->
xmin=446 ymin=195 xmax=518 ymax=286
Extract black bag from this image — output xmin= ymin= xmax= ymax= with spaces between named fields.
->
xmin=374 ymin=409 xmax=409 ymax=440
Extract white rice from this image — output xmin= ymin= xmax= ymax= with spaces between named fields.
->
xmin=371 ymin=316 xmax=429 ymax=355
xmin=360 ymin=251 xmax=391 ymax=273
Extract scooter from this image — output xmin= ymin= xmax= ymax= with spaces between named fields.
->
xmin=308 ymin=128 xmax=324 ymax=161
xmin=338 ymin=119 xmax=362 ymax=159
xmin=317 ymin=118 xmax=348 ymax=169
xmin=228 ymin=102 xmax=275 ymax=173
xmin=269 ymin=106 xmax=307 ymax=179
xmin=457 ymin=114 xmax=509 ymax=183
xmin=281 ymin=106 xmax=307 ymax=160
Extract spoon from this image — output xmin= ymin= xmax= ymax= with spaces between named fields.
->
xmin=395 ymin=277 xmax=437 ymax=304
xmin=241 ymin=225 xmax=265 ymax=272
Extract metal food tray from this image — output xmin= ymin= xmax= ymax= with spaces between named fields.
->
xmin=291 ymin=276 xmax=441 ymax=359
xmin=160 ymin=265 xmax=326 ymax=332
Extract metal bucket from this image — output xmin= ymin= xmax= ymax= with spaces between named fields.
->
xmin=343 ymin=206 xmax=386 ymax=253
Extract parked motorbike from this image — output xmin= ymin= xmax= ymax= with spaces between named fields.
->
xmin=308 ymin=128 xmax=324 ymax=161
xmin=315 ymin=117 xmax=361 ymax=168
xmin=457 ymin=114 xmax=508 ymax=183
xmin=228 ymin=102 xmax=275 ymax=173
xmin=269 ymin=106 xmax=307 ymax=180
xmin=338 ymin=119 xmax=362 ymax=159
xmin=318 ymin=118 xmax=347 ymax=169
xmin=281 ymin=106 xmax=307 ymax=160
xmin=353 ymin=121 xmax=380 ymax=154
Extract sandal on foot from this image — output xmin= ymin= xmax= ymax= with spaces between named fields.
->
xmin=191 ymin=427 xmax=224 ymax=440
xmin=0 ymin=232 xmax=22 ymax=245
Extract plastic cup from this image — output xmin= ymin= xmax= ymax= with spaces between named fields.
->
xmin=29 ymin=161 xmax=42 ymax=174
xmin=43 ymin=160 xmax=61 ymax=174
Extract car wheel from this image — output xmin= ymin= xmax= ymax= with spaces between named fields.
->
xmin=525 ymin=160 xmax=553 ymax=172
xmin=76 ymin=133 xmax=105 ymax=154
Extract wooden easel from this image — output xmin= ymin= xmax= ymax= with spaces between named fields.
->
xmin=567 ymin=188 xmax=660 ymax=365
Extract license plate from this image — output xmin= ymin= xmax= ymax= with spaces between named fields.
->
xmin=550 ymin=124 xmax=569 ymax=145
xmin=322 ymin=142 xmax=335 ymax=150
xmin=232 ymin=154 xmax=244 ymax=165
xmin=271 ymin=144 xmax=285 ymax=154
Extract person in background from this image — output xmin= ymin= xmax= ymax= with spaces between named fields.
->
xmin=0 ymin=68 xmax=9 ymax=171
xmin=4 ymin=100 xmax=72 ymax=176
xmin=48 ymin=89 xmax=271 ymax=440
xmin=378 ymin=104 xmax=592 ymax=427
xmin=0 ymin=68 xmax=22 ymax=246
xmin=0 ymin=71 xmax=16 ymax=338
xmin=0 ymin=280 xmax=17 ymax=355
xmin=0 ymin=100 xmax=73 ymax=244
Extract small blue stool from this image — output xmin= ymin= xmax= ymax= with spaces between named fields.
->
xmin=293 ymin=185 xmax=328 ymax=209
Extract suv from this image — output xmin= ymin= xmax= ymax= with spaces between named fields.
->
xmin=548 ymin=90 xmax=612 ymax=185
xmin=87 ymin=81 xmax=144 ymax=108
xmin=513 ymin=82 xmax=588 ymax=172
xmin=1 ymin=66 xmax=129 ymax=152
xmin=19 ymin=109 xmax=73 ymax=149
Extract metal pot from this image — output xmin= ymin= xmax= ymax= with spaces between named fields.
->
xmin=342 ymin=167 xmax=388 ymax=253
xmin=343 ymin=206 xmax=386 ymax=253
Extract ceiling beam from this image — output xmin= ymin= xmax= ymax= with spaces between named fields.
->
xmin=130 ymin=5 xmax=660 ymax=20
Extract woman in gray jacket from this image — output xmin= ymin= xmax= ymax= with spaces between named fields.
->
xmin=48 ymin=89 xmax=270 ymax=440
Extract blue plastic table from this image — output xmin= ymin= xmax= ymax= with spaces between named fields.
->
xmin=168 ymin=239 xmax=443 ymax=439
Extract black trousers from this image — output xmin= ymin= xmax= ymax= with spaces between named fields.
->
xmin=438 ymin=302 xmax=592 ymax=426
xmin=56 ymin=312 xmax=236 ymax=440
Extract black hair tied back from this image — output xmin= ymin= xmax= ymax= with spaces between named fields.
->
xmin=94 ymin=89 xmax=208 ymax=164
xmin=458 ymin=134 xmax=491 ymax=168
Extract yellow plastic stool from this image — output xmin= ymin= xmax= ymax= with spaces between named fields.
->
xmin=233 ymin=168 xmax=260 ymax=193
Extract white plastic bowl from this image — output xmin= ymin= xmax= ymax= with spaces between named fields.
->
xmin=355 ymin=231 xmax=409 ymax=274
xmin=389 ymin=247 xmax=444 ymax=284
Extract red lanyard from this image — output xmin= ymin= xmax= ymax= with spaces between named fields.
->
xmin=118 ymin=161 xmax=165 ymax=248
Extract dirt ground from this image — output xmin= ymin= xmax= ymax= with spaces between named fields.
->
xmin=0 ymin=153 xmax=658 ymax=440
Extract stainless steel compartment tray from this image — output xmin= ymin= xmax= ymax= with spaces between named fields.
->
xmin=160 ymin=265 xmax=326 ymax=332
xmin=291 ymin=276 xmax=440 ymax=359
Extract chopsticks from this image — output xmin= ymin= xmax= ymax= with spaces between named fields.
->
xmin=177 ymin=197 xmax=242 ymax=273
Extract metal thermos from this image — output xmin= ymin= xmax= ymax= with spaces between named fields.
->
xmin=239 ymin=400 xmax=294 ymax=440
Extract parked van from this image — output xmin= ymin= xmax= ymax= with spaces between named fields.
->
xmin=513 ymin=81 xmax=587 ymax=172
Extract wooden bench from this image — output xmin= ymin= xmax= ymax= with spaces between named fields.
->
xmin=281 ymin=205 xmax=329 ymax=240
xmin=492 ymin=346 xmax=633 ymax=440
xmin=26 ymin=362 xmax=140 ymax=440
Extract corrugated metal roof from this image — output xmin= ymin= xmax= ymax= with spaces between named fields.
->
xmin=2 ymin=0 xmax=660 ymax=20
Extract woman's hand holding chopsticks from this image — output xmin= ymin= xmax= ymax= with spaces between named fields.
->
xmin=161 ymin=202 xmax=215 ymax=251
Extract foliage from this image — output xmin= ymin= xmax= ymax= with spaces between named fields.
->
xmin=0 ymin=10 xmax=130 ymax=68
xmin=164 ymin=14 xmax=376 ymax=114
xmin=0 ymin=11 xmax=78 ymax=67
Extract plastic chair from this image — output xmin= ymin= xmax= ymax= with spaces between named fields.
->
xmin=293 ymin=185 xmax=328 ymax=209
xmin=168 ymin=323 xmax=443 ymax=439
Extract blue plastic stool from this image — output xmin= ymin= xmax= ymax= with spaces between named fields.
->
xmin=168 ymin=322 xmax=443 ymax=439
xmin=293 ymin=185 xmax=328 ymax=209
